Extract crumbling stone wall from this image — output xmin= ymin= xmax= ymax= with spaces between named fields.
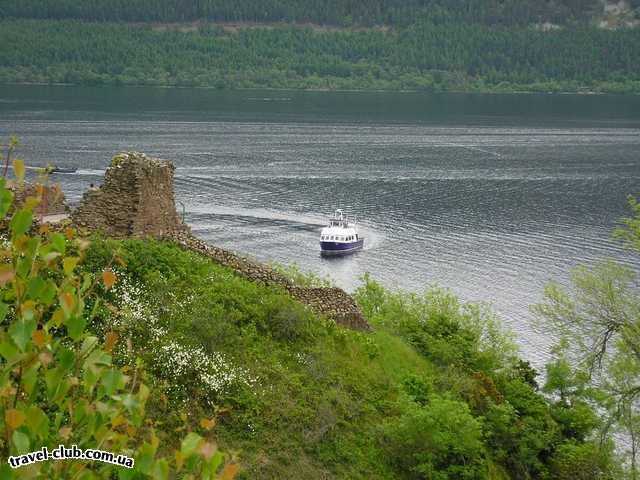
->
xmin=287 ymin=287 xmax=370 ymax=331
xmin=169 ymin=231 xmax=371 ymax=331
xmin=9 ymin=182 xmax=68 ymax=215
xmin=72 ymin=152 xmax=188 ymax=237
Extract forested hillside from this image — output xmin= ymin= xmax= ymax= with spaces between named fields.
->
xmin=1 ymin=19 xmax=639 ymax=93
xmin=1 ymin=0 xmax=639 ymax=93
xmin=0 ymin=0 xmax=609 ymax=27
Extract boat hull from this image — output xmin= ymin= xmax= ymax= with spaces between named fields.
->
xmin=320 ymin=238 xmax=364 ymax=256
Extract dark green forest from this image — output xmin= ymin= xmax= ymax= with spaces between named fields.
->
xmin=1 ymin=18 xmax=639 ymax=93
xmin=1 ymin=0 xmax=639 ymax=93
xmin=0 ymin=0 xmax=608 ymax=27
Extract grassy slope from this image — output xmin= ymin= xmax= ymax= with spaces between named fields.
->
xmin=83 ymin=238 xmax=431 ymax=479
xmin=80 ymin=237 xmax=610 ymax=479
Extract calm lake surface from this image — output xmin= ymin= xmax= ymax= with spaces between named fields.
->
xmin=2 ymin=85 xmax=640 ymax=368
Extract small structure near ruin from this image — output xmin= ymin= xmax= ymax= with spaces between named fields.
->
xmin=72 ymin=152 xmax=189 ymax=238
xmin=9 ymin=182 xmax=69 ymax=216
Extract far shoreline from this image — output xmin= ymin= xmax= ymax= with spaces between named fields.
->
xmin=3 ymin=81 xmax=639 ymax=96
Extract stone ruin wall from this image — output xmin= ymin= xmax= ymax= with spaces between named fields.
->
xmin=72 ymin=152 xmax=188 ymax=238
xmin=70 ymin=151 xmax=370 ymax=331
xmin=169 ymin=231 xmax=371 ymax=331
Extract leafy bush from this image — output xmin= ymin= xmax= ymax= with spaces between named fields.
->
xmin=381 ymin=395 xmax=486 ymax=479
xmin=355 ymin=273 xmax=619 ymax=480
xmin=355 ymin=273 xmax=516 ymax=374
xmin=549 ymin=441 xmax=619 ymax=480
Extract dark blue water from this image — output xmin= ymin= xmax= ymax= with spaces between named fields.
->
xmin=2 ymin=85 xmax=640 ymax=367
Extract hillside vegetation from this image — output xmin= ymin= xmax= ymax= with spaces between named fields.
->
xmin=0 ymin=0 xmax=610 ymax=27
xmin=1 ymin=18 xmax=639 ymax=93
xmin=77 ymin=237 xmax=620 ymax=478
xmin=1 ymin=0 xmax=639 ymax=93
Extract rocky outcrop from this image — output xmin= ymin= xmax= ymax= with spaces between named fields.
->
xmin=72 ymin=152 xmax=189 ymax=238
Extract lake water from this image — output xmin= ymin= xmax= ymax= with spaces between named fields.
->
xmin=2 ymin=85 xmax=640 ymax=368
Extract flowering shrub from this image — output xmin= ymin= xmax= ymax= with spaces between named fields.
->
xmin=0 ymin=165 xmax=238 ymax=479
xmin=104 ymin=268 xmax=257 ymax=407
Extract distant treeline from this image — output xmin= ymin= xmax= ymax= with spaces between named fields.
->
xmin=0 ymin=0 xmax=604 ymax=27
xmin=1 ymin=19 xmax=639 ymax=93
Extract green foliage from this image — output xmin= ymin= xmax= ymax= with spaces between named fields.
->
xmin=382 ymin=395 xmax=486 ymax=479
xmin=0 ymin=18 xmax=638 ymax=93
xmin=65 ymin=233 xmax=617 ymax=479
xmin=355 ymin=274 xmax=516 ymax=374
xmin=355 ymin=274 xmax=617 ymax=479
xmin=0 ymin=173 xmax=236 ymax=478
xmin=534 ymin=196 xmax=640 ymax=478
xmin=549 ymin=441 xmax=620 ymax=480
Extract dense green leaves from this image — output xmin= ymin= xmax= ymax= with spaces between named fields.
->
xmin=355 ymin=274 xmax=618 ymax=479
xmin=9 ymin=209 xmax=32 ymax=238
xmin=383 ymin=395 xmax=486 ymax=479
